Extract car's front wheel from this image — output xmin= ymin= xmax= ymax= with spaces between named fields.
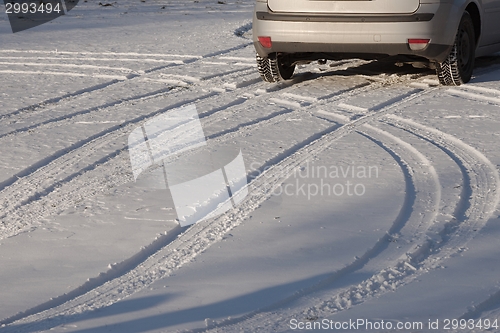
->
xmin=436 ymin=11 xmax=476 ymax=86
xmin=256 ymin=53 xmax=295 ymax=83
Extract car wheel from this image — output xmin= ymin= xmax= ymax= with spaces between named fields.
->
xmin=436 ymin=11 xmax=475 ymax=86
xmin=256 ymin=53 xmax=295 ymax=83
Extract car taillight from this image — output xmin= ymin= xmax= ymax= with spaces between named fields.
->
xmin=408 ymin=39 xmax=430 ymax=51
xmin=258 ymin=36 xmax=272 ymax=48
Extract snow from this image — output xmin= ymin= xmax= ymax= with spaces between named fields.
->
xmin=1 ymin=1 xmax=500 ymax=332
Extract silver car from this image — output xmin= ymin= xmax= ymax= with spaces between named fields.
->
xmin=253 ymin=0 xmax=500 ymax=85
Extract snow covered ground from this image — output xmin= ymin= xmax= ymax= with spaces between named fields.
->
xmin=0 ymin=1 xmax=500 ymax=332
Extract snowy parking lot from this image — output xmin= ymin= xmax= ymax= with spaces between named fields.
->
xmin=1 ymin=1 xmax=500 ymax=332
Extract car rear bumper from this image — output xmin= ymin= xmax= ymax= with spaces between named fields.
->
xmin=253 ymin=2 xmax=461 ymax=63
xmin=253 ymin=41 xmax=451 ymax=63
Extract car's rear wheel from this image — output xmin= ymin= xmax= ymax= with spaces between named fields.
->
xmin=257 ymin=53 xmax=295 ymax=83
xmin=436 ymin=11 xmax=475 ymax=86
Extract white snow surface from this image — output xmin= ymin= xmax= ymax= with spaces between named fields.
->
xmin=0 ymin=1 xmax=500 ymax=332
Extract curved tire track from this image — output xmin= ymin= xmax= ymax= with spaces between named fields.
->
xmin=0 ymin=88 xmax=433 ymax=332
xmin=196 ymin=120 xmax=444 ymax=333
xmin=290 ymin=116 xmax=499 ymax=330
xmin=190 ymin=100 xmax=500 ymax=333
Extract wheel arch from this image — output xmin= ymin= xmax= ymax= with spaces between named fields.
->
xmin=465 ymin=1 xmax=481 ymax=45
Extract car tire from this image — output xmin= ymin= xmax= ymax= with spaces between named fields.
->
xmin=256 ymin=53 xmax=295 ymax=83
xmin=436 ymin=11 xmax=476 ymax=86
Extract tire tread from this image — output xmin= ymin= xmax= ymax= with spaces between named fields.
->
xmin=256 ymin=54 xmax=294 ymax=83
xmin=436 ymin=11 xmax=475 ymax=86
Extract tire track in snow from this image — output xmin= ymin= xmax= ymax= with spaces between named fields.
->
xmin=457 ymin=289 xmax=500 ymax=333
xmin=0 ymin=87 xmax=175 ymax=141
xmin=0 ymin=91 xmax=216 ymax=238
xmin=0 ymin=61 xmax=139 ymax=73
xmin=0 ymin=70 xmax=130 ymax=80
xmin=293 ymin=116 xmax=499 ymax=327
xmin=0 ymin=72 xmax=376 ymax=240
xmin=0 ymin=77 xmax=267 ymax=237
xmin=0 ymin=64 xmax=256 ymax=139
xmin=0 ymin=43 xmax=250 ymax=123
xmin=0 ymin=64 xmax=173 ymax=122
xmin=447 ymin=88 xmax=500 ymax=105
xmin=0 ymin=54 xmax=426 ymax=326
xmin=0 ymin=69 xmax=260 ymax=196
xmin=384 ymin=116 xmax=499 ymax=264
xmin=0 ymin=55 xmax=187 ymax=64
xmin=146 ymin=80 xmax=378 ymax=179
xmin=0 ymin=80 xmax=122 ymax=122
xmin=0 ymin=88 xmax=434 ymax=333
xmin=0 ymin=67 xmax=257 ymax=142
xmin=0 ymin=46 xmax=368 ymax=133
xmin=0 ymin=106 xmax=318 ymax=327
xmin=197 ymin=102 xmax=499 ymax=333
xmin=0 ymin=49 xmax=203 ymax=58
xmin=195 ymin=120 xmax=443 ymax=333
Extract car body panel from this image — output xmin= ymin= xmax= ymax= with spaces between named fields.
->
xmin=253 ymin=0 xmax=500 ymax=64
xmin=483 ymin=0 xmax=500 ymax=45
xmin=267 ymin=0 xmax=421 ymax=15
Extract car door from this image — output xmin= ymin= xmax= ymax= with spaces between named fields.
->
xmin=481 ymin=0 xmax=500 ymax=46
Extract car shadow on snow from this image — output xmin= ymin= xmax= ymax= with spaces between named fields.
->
xmin=2 ymin=294 xmax=173 ymax=333
xmin=475 ymin=54 xmax=500 ymax=69
xmin=291 ymin=54 xmax=500 ymax=84
xmin=3 ymin=272 xmax=376 ymax=333
xmin=470 ymin=54 xmax=500 ymax=83
xmin=295 ymin=59 xmax=434 ymax=83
